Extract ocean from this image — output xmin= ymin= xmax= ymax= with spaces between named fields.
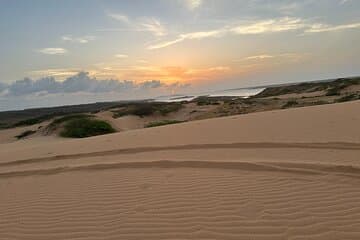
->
xmin=154 ymin=87 xmax=265 ymax=102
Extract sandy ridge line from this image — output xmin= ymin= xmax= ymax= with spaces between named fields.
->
xmin=1 ymin=141 xmax=359 ymax=167
xmin=1 ymin=160 xmax=360 ymax=179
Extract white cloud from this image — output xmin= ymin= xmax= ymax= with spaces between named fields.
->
xmin=305 ymin=22 xmax=360 ymax=33
xmin=148 ymin=17 xmax=360 ymax=50
xmin=148 ymin=38 xmax=185 ymax=50
xmin=245 ymin=55 xmax=275 ymax=60
xmin=184 ymin=0 xmax=203 ymax=10
xmin=30 ymin=68 xmax=80 ymax=79
xmin=235 ymin=53 xmax=309 ymax=64
xmin=105 ymin=13 xmax=166 ymax=36
xmin=148 ymin=29 xmax=225 ymax=49
xmin=115 ymin=54 xmax=128 ymax=58
xmin=62 ymin=35 xmax=95 ymax=44
xmin=140 ymin=18 xmax=167 ymax=36
xmin=38 ymin=48 xmax=67 ymax=55
xmin=230 ymin=17 xmax=305 ymax=34
xmin=148 ymin=17 xmax=304 ymax=50
xmin=107 ymin=13 xmax=130 ymax=23
xmin=340 ymin=0 xmax=351 ymax=4
xmin=182 ymin=30 xmax=225 ymax=39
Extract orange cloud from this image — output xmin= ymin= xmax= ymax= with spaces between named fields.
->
xmin=91 ymin=65 xmax=232 ymax=83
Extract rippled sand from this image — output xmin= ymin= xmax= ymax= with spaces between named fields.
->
xmin=1 ymin=101 xmax=360 ymax=240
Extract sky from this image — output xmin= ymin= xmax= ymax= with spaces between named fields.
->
xmin=0 ymin=0 xmax=359 ymax=111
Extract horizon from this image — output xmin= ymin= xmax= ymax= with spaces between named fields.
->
xmin=1 ymin=74 xmax=358 ymax=112
xmin=1 ymin=0 xmax=359 ymax=110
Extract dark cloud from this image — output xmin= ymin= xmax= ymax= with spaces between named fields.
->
xmin=3 ymin=72 xmax=167 ymax=96
xmin=0 ymin=72 xmax=193 ymax=111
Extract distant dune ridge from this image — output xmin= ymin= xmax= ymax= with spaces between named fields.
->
xmin=0 ymin=100 xmax=360 ymax=239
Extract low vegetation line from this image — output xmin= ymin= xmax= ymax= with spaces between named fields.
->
xmin=145 ymin=120 xmax=185 ymax=128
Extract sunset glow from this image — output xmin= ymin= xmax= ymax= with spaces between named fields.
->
xmin=0 ymin=0 xmax=359 ymax=110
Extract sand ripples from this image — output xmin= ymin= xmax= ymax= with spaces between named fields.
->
xmin=1 ymin=154 xmax=360 ymax=239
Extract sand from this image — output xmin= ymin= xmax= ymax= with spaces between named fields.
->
xmin=1 ymin=100 xmax=360 ymax=239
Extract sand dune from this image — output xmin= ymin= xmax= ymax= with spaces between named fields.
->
xmin=1 ymin=101 xmax=360 ymax=239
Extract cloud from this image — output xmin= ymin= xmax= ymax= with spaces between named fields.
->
xmin=115 ymin=54 xmax=128 ymax=58
xmin=148 ymin=29 xmax=225 ymax=49
xmin=148 ymin=17 xmax=360 ymax=50
xmin=90 ymin=63 xmax=231 ymax=83
xmin=2 ymin=72 xmax=172 ymax=97
xmin=230 ymin=17 xmax=305 ymax=34
xmin=147 ymin=37 xmax=185 ymax=50
xmin=107 ymin=13 xmax=130 ymax=23
xmin=140 ymin=17 xmax=166 ymax=36
xmin=62 ymin=35 xmax=95 ymax=43
xmin=340 ymin=0 xmax=351 ymax=4
xmin=29 ymin=68 xmax=82 ymax=80
xmin=38 ymin=48 xmax=67 ymax=55
xmin=0 ymin=72 xmax=193 ymax=100
xmin=238 ymin=53 xmax=308 ymax=62
xmin=305 ymin=22 xmax=360 ymax=33
xmin=184 ymin=0 xmax=203 ymax=10
xmin=149 ymin=17 xmax=305 ymax=50
xmin=244 ymin=55 xmax=275 ymax=60
xmin=106 ymin=13 xmax=166 ymax=36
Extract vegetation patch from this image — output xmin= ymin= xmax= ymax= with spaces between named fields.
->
xmin=145 ymin=120 xmax=185 ymax=128
xmin=310 ymin=100 xmax=329 ymax=106
xmin=254 ymin=77 xmax=360 ymax=98
xmin=336 ymin=94 xmax=360 ymax=103
xmin=60 ymin=118 xmax=115 ymax=138
xmin=50 ymin=114 xmax=93 ymax=126
xmin=325 ymin=87 xmax=341 ymax=96
xmin=194 ymin=96 xmax=221 ymax=106
xmin=0 ymin=122 xmax=9 ymax=129
xmin=282 ymin=100 xmax=298 ymax=109
xmin=15 ymin=130 xmax=36 ymax=139
xmin=113 ymin=102 xmax=183 ymax=118
xmin=12 ymin=114 xmax=56 ymax=127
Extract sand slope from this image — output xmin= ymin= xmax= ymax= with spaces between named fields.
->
xmin=1 ymin=101 xmax=360 ymax=239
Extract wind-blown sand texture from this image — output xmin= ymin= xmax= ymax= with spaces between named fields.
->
xmin=1 ymin=100 xmax=360 ymax=239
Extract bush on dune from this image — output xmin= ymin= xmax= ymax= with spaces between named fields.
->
xmin=113 ymin=102 xmax=183 ymax=118
xmin=60 ymin=118 xmax=115 ymax=138
xmin=282 ymin=100 xmax=298 ymax=109
xmin=12 ymin=114 xmax=55 ymax=127
xmin=336 ymin=94 xmax=360 ymax=103
xmin=15 ymin=130 xmax=36 ymax=139
xmin=49 ymin=114 xmax=93 ymax=126
xmin=145 ymin=120 xmax=184 ymax=128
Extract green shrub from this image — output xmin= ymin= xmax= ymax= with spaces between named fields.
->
xmin=113 ymin=102 xmax=182 ymax=118
xmin=310 ymin=100 xmax=328 ymax=105
xmin=157 ymin=103 xmax=183 ymax=115
xmin=326 ymin=88 xmax=341 ymax=96
xmin=145 ymin=120 xmax=184 ymax=128
xmin=15 ymin=130 xmax=36 ymax=139
xmin=336 ymin=94 xmax=359 ymax=103
xmin=195 ymin=96 xmax=220 ymax=106
xmin=50 ymin=114 xmax=93 ymax=126
xmin=282 ymin=100 xmax=298 ymax=109
xmin=12 ymin=115 xmax=54 ymax=127
xmin=60 ymin=118 xmax=115 ymax=138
